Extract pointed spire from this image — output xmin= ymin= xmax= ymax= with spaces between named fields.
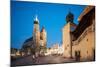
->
xmin=34 ymin=14 xmax=39 ymax=24
xmin=41 ymin=26 xmax=45 ymax=32
xmin=34 ymin=14 xmax=39 ymax=22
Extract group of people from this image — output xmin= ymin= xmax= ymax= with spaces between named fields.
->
xmin=32 ymin=52 xmax=39 ymax=63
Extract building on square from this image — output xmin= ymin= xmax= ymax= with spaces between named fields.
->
xmin=72 ymin=6 xmax=95 ymax=61
xmin=62 ymin=6 xmax=95 ymax=61
xmin=62 ymin=11 xmax=77 ymax=58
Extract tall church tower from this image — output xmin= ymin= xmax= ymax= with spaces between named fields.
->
xmin=40 ymin=26 xmax=47 ymax=47
xmin=62 ymin=12 xmax=77 ymax=58
xmin=33 ymin=15 xmax=40 ymax=47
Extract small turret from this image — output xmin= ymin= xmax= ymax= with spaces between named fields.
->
xmin=66 ymin=12 xmax=74 ymax=23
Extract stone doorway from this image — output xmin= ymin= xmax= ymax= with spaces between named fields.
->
xmin=75 ymin=51 xmax=80 ymax=61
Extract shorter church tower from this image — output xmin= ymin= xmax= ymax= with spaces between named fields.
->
xmin=40 ymin=26 xmax=47 ymax=47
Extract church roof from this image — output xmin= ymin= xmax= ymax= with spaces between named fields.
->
xmin=22 ymin=37 xmax=35 ymax=49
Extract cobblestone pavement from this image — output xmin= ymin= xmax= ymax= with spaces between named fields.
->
xmin=11 ymin=55 xmax=75 ymax=66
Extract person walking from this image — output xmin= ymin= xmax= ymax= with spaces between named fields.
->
xmin=32 ymin=54 xmax=36 ymax=63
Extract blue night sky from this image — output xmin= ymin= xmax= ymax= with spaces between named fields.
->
xmin=11 ymin=1 xmax=86 ymax=49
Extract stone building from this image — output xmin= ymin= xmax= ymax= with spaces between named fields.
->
xmin=62 ymin=12 xmax=77 ymax=58
xmin=45 ymin=43 xmax=63 ymax=56
xmin=72 ymin=6 xmax=95 ymax=61
xmin=62 ymin=6 xmax=95 ymax=61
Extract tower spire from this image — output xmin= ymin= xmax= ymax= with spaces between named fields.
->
xmin=34 ymin=14 xmax=39 ymax=22
xmin=66 ymin=11 xmax=74 ymax=23
xmin=34 ymin=14 xmax=39 ymax=24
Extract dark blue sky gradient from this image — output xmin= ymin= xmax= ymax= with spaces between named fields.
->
xmin=11 ymin=1 xmax=86 ymax=49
